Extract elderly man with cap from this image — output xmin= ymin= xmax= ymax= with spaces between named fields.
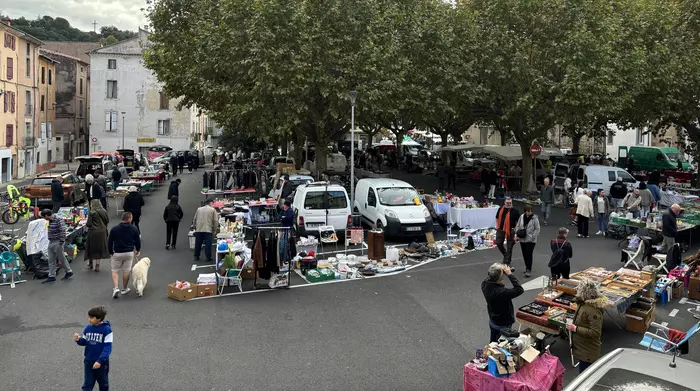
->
xmin=40 ymin=209 xmax=73 ymax=283
xmin=481 ymin=262 xmax=524 ymax=342
xmin=662 ymin=204 xmax=681 ymax=252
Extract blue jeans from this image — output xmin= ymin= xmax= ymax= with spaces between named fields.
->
xmin=612 ymin=198 xmax=623 ymax=209
xmin=541 ymin=202 xmax=552 ymax=222
xmin=597 ymin=213 xmax=608 ymax=232
xmin=631 ymin=210 xmax=640 ymax=219
xmin=112 ymin=181 xmax=119 ymax=191
xmin=194 ymin=232 xmax=213 ymax=261
xmin=83 ymin=360 xmax=109 ymax=391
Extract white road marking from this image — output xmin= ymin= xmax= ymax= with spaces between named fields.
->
xmin=669 ymin=309 xmax=678 ymax=317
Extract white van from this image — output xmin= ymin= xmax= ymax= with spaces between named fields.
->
xmin=354 ymin=178 xmax=432 ymax=237
xmin=307 ymin=153 xmax=348 ymax=174
xmin=554 ymin=163 xmax=637 ymax=194
xmin=292 ymin=182 xmax=351 ymax=237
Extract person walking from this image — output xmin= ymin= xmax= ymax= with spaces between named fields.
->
xmin=192 ymin=198 xmax=219 ymax=263
xmin=609 ymin=177 xmax=627 ymax=209
xmin=563 ymin=175 xmax=572 ymax=209
xmin=661 ymin=204 xmax=680 ymax=252
xmin=177 ymin=153 xmax=185 ymax=174
xmin=111 ymin=165 xmax=122 ymax=192
xmin=163 ymin=196 xmax=184 ymax=250
xmin=85 ymin=175 xmax=105 ymax=206
xmin=169 ymin=154 xmax=178 ymax=177
xmin=576 ymin=190 xmax=594 ymax=238
xmin=622 ymin=188 xmax=642 ymax=218
xmin=436 ymin=162 xmax=447 ymax=192
xmin=638 ymin=182 xmax=653 ymax=219
xmin=194 ymin=151 xmax=200 ymax=170
xmin=481 ymin=263 xmax=524 ymax=342
xmin=41 ymin=209 xmax=73 ymax=283
xmin=447 ymin=162 xmax=457 ymax=190
xmin=567 ymin=279 xmax=606 ymax=373
xmin=514 ymin=205 xmax=540 ymax=277
xmin=51 ymin=176 xmax=64 ymax=212
xmin=495 ymin=197 xmax=520 ymax=268
xmin=539 ymin=177 xmax=554 ymax=225
xmin=487 ymin=167 xmax=498 ymax=199
xmin=167 ymin=178 xmax=181 ymax=200
xmin=74 ymin=306 xmax=112 ymax=391
xmin=86 ymin=199 xmax=110 ymax=272
xmin=186 ymin=153 xmax=194 ymax=173
xmin=549 ymin=227 xmax=573 ymax=280
xmin=122 ymin=186 xmax=145 ymax=234
xmin=118 ymin=163 xmax=128 ymax=183
xmin=108 ymin=212 xmax=141 ymax=298
xmin=595 ymin=189 xmax=611 ymax=236
xmin=96 ymin=171 xmax=109 ymax=208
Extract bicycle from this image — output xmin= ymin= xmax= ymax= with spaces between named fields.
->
xmin=1 ymin=185 xmax=33 ymax=225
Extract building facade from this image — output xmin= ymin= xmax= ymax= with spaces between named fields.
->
xmin=39 ymin=48 xmax=90 ymax=161
xmin=37 ymin=53 xmax=57 ymax=173
xmin=1 ymin=19 xmax=46 ymax=182
xmin=89 ymin=29 xmax=192 ymax=155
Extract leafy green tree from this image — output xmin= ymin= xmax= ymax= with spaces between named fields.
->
xmin=99 ymin=35 xmax=119 ymax=46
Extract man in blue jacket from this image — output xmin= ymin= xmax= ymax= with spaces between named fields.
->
xmin=74 ymin=305 xmax=112 ymax=391
xmin=108 ymin=212 xmax=141 ymax=299
xmin=51 ymin=176 xmax=64 ymax=213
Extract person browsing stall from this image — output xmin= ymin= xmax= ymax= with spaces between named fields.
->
xmin=661 ymin=204 xmax=681 ymax=252
xmin=424 ymin=195 xmax=447 ymax=231
xmin=495 ymin=197 xmax=520 ymax=269
xmin=41 ymin=209 xmax=73 ymax=284
xmin=567 ymin=279 xmax=606 ymax=373
xmin=192 ymin=198 xmax=219 ymax=263
xmin=280 ymin=201 xmax=294 ymax=228
xmin=481 ymin=263 xmax=524 ymax=342
xmin=51 ymin=176 xmax=64 ymax=213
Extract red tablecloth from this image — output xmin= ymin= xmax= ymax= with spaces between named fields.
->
xmin=464 ymin=353 xmax=565 ymax=391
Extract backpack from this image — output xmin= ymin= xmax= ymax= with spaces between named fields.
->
xmin=548 ymin=240 xmax=568 ymax=268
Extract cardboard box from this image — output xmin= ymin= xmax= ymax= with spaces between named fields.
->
xmin=624 ymin=302 xmax=656 ymax=334
xmin=672 ymin=281 xmax=684 ymax=299
xmin=240 ymin=267 xmax=255 ymax=280
xmin=167 ymin=283 xmax=197 ymax=301
xmin=689 ymin=276 xmax=700 ymax=300
xmin=197 ymin=283 xmax=216 ymax=297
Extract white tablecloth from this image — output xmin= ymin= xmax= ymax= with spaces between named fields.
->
xmin=435 ymin=203 xmax=451 ymax=215
xmin=447 ymin=206 xmax=499 ymax=229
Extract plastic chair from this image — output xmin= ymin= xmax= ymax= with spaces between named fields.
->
xmin=318 ymin=225 xmax=339 ymax=256
xmin=622 ymin=240 xmax=645 ymax=270
xmin=650 ymin=254 xmax=669 ymax=274
xmin=639 ymin=321 xmax=700 ymax=368
xmin=446 ymin=226 xmax=458 ymax=244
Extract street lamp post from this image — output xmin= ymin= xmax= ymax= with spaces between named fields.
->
xmin=349 ymin=91 xmax=358 ymax=207
xmin=121 ymin=112 xmax=126 ymax=149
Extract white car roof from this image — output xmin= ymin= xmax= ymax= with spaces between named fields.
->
xmin=358 ymin=178 xmax=413 ymax=188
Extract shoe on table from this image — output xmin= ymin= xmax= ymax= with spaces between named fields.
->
xmin=112 ymin=288 xmax=120 ymax=299
xmin=121 ymin=288 xmax=131 ymax=295
xmin=61 ymin=272 xmax=73 ymax=281
xmin=42 ymin=277 xmax=57 ymax=284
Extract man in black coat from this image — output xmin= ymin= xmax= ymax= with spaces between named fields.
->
xmin=169 ymin=154 xmax=178 ymax=176
xmin=177 ymin=153 xmax=185 ymax=173
xmin=167 ymin=178 xmax=181 ymax=200
xmin=123 ymin=186 xmax=145 ymax=233
xmin=482 ymin=263 xmax=524 ymax=342
xmin=111 ymin=167 xmax=122 ymax=192
xmin=85 ymin=174 xmax=104 ymax=205
xmin=661 ymin=204 xmax=680 ymax=252
xmin=51 ymin=177 xmax=64 ymax=212
xmin=609 ymin=177 xmax=627 ymax=210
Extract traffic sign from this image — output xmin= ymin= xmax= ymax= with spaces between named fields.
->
xmin=91 ymin=137 xmax=98 ymax=143
xmin=529 ymin=143 xmax=542 ymax=157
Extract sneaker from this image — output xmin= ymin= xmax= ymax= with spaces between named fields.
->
xmin=171 ymin=245 xmax=176 ymax=250
xmin=61 ymin=272 xmax=73 ymax=281
xmin=525 ymin=270 xmax=531 ymax=278
xmin=166 ymin=244 xmax=170 ymax=250
xmin=121 ymin=288 xmax=131 ymax=295
xmin=596 ymin=231 xmax=602 ymax=235
xmin=42 ymin=277 xmax=56 ymax=284
xmin=577 ymin=234 xmax=582 ymax=238
xmin=112 ymin=288 xmax=120 ymax=299
xmin=584 ymin=236 xmax=589 ymax=238
xmin=544 ymin=221 xmax=548 ymax=226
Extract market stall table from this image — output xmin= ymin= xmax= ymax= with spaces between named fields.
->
xmin=447 ymin=205 xmax=499 ymax=229
xmin=659 ymin=191 xmax=698 ymax=207
xmin=464 ymin=353 xmax=565 ymax=391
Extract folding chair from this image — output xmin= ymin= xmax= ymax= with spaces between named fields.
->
xmin=650 ymin=254 xmax=669 ymax=274
xmin=639 ymin=321 xmax=700 ymax=368
xmin=622 ymin=240 xmax=645 ymax=270
xmin=318 ymin=225 xmax=339 ymax=256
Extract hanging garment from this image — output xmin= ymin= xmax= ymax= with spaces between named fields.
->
xmin=265 ymin=231 xmax=280 ymax=273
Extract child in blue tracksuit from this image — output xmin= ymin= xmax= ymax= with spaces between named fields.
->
xmin=74 ymin=306 xmax=112 ymax=390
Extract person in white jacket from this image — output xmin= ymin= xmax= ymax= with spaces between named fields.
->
xmin=514 ymin=205 xmax=541 ymax=278
xmin=576 ymin=190 xmax=595 ymax=238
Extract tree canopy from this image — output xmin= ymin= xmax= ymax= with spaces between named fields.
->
xmin=5 ymin=15 xmax=136 ymax=43
xmin=144 ymin=0 xmax=700 ymax=188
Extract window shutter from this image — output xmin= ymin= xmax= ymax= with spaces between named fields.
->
xmin=10 ymin=92 xmax=15 ymax=113
xmin=5 ymin=124 xmax=13 ymax=147
xmin=7 ymin=57 xmax=13 ymax=80
xmin=105 ymin=112 xmax=111 ymax=131
xmin=2 ymin=93 xmax=6 ymax=113
xmin=111 ymin=112 xmax=118 ymax=131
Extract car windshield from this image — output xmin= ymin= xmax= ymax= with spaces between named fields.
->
xmin=377 ymin=187 xmax=420 ymax=206
xmin=31 ymin=178 xmax=56 ymax=186
xmin=666 ymin=152 xmax=685 ymax=163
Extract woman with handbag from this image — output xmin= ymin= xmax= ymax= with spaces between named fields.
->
xmin=550 ymin=227 xmax=573 ymax=280
xmin=514 ymin=205 xmax=541 ymax=278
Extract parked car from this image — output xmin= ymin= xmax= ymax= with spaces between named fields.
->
xmin=292 ymin=181 xmax=351 ymax=237
xmin=308 ymin=153 xmax=348 ymax=175
xmin=619 ymin=145 xmax=692 ymax=171
xmin=75 ymin=156 xmax=114 ymax=180
xmin=553 ymin=163 xmax=637 ymax=195
xmin=152 ymin=150 xmax=176 ymax=164
xmin=25 ymin=171 xmax=86 ymax=207
xmin=354 ymin=178 xmax=432 ymax=237
xmin=564 ymin=348 xmax=697 ymax=391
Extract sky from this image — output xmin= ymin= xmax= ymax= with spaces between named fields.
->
xmin=3 ymin=0 xmax=147 ymax=32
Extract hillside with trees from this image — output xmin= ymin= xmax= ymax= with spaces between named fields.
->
xmin=3 ymin=15 xmax=136 ymax=45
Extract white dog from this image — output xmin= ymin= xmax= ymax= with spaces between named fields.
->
xmin=131 ymin=257 xmax=151 ymax=297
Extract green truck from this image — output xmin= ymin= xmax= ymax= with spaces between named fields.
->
xmin=618 ymin=146 xmax=691 ymax=171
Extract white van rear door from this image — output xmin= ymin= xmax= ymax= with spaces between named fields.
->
xmin=302 ymin=191 xmax=328 ymax=229
xmin=326 ymin=189 xmax=350 ymax=231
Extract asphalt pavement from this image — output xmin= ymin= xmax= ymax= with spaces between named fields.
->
xmin=0 ymin=167 xmax=698 ymax=390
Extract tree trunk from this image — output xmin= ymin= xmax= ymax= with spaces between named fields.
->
xmin=520 ymin=143 xmax=537 ymax=193
xmin=571 ymin=134 xmax=583 ymax=154
xmin=314 ymin=146 xmax=328 ymax=179
xmin=366 ymin=132 xmax=375 ymax=148
xmin=281 ymin=140 xmax=288 ymax=156
xmin=392 ymin=130 xmax=405 ymax=156
xmin=440 ymin=132 xmax=449 ymax=163
xmin=500 ymin=130 xmax=508 ymax=146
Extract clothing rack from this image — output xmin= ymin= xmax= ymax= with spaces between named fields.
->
xmin=202 ymin=168 xmax=267 ymax=193
xmin=252 ymin=226 xmax=293 ymax=290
